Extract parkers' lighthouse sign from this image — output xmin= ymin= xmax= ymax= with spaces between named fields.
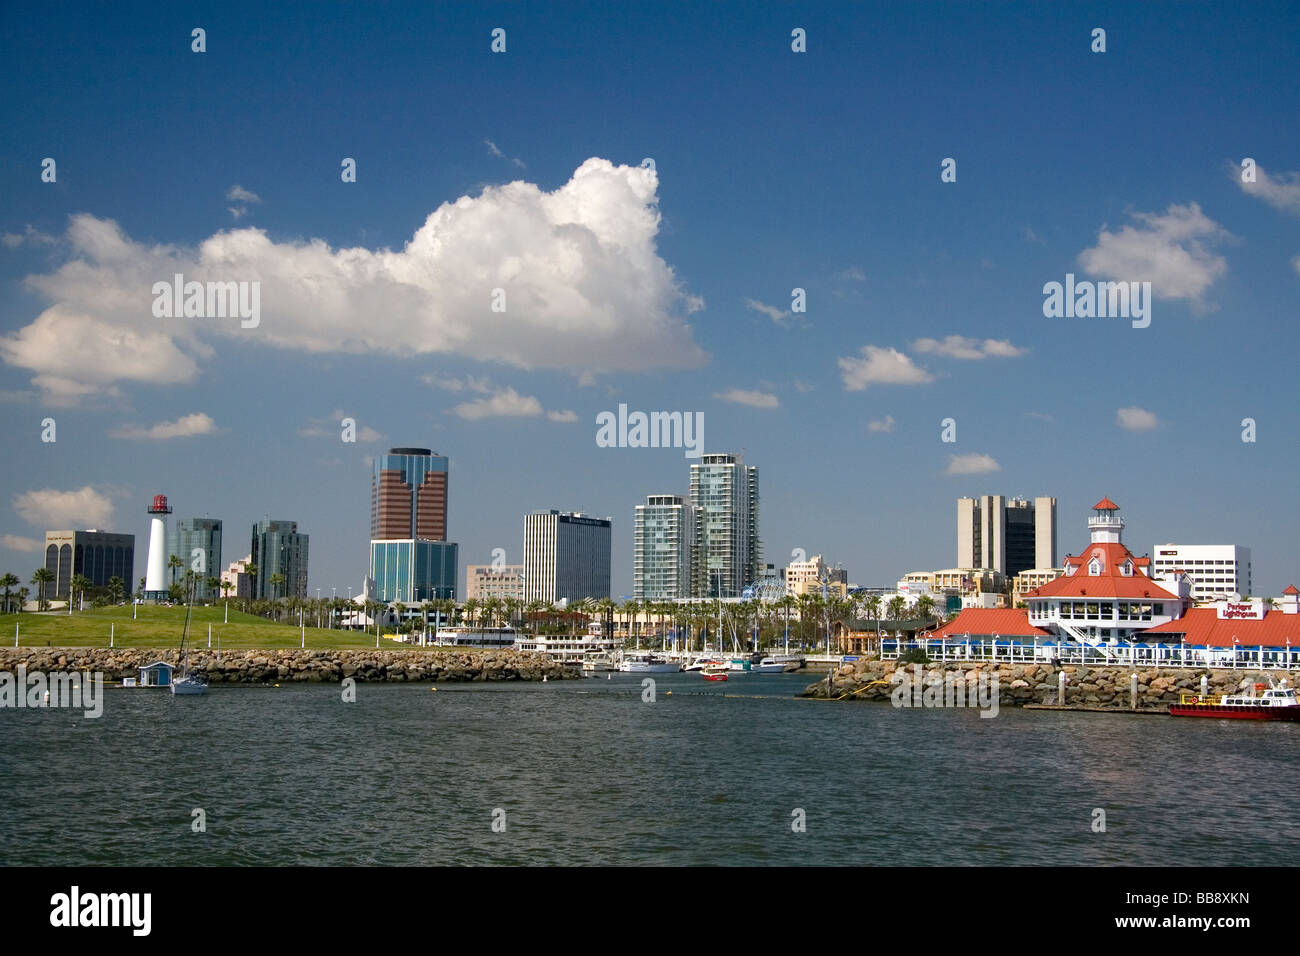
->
xmin=1218 ymin=599 xmax=1264 ymax=620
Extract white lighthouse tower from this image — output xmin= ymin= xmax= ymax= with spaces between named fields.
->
xmin=144 ymin=494 xmax=172 ymax=601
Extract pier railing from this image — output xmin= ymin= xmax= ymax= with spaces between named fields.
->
xmin=879 ymin=638 xmax=1298 ymax=671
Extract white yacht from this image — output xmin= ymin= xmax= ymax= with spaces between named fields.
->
xmin=516 ymin=632 xmax=622 ymax=666
xmin=618 ymin=653 xmax=683 ymax=673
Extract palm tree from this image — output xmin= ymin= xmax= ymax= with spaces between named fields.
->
xmin=106 ymin=575 xmax=125 ymax=604
xmin=864 ymin=595 xmax=883 ymax=653
xmin=17 ymin=587 xmax=29 ymax=613
xmin=136 ymin=577 xmax=146 ymax=600
xmin=463 ymin=598 xmax=480 ymax=631
xmin=31 ymin=567 xmax=54 ymax=611
xmin=206 ymin=576 xmax=221 ymax=604
xmin=167 ymin=553 xmax=184 ymax=592
xmin=1 ymin=573 xmax=18 ymax=614
xmin=69 ymin=573 xmax=93 ymax=612
xmin=915 ymin=594 xmax=936 ymax=625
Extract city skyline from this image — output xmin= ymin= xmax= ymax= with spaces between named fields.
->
xmin=2 ymin=3 xmax=1297 ymax=598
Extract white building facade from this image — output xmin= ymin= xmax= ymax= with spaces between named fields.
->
xmin=1150 ymin=544 xmax=1252 ymax=603
xmin=523 ymin=511 xmax=612 ymax=604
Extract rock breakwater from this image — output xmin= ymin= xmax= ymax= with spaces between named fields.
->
xmin=0 ymin=647 xmax=580 ymax=683
xmin=801 ymin=656 xmax=1291 ymax=710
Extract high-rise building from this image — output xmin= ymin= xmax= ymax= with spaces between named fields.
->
xmin=168 ymin=518 xmax=222 ymax=600
xmin=523 ymin=511 xmax=612 ymax=604
xmin=785 ymin=553 xmax=848 ymax=598
xmin=43 ymin=530 xmax=135 ymax=600
xmin=689 ymin=453 xmax=759 ymax=598
xmin=220 ymin=555 xmax=254 ymax=600
xmin=465 ymin=564 xmax=525 ymax=602
xmin=633 ymin=495 xmax=696 ymax=600
xmin=372 ymin=448 xmax=448 ymax=541
xmin=1151 ymin=544 xmax=1252 ymax=602
xmin=368 ymin=446 xmax=458 ymax=606
xmin=250 ymin=519 xmax=309 ymax=599
xmin=369 ymin=539 xmax=458 ymax=603
xmin=957 ymin=495 xmax=1057 ymax=577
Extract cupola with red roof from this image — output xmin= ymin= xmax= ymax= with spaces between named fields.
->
xmin=1088 ymin=496 xmax=1124 ymax=544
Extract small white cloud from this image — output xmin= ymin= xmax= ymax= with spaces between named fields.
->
xmin=13 ymin=486 xmax=115 ymax=529
xmin=912 ymin=335 xmax=1028 ymax=360
xmin=945 ymin=453 xmax=1001 ymax=476
xmin=546 ymin=409 xmax=578 ymax=423
xmin=1116 ymin=406 xmax=1159 ymax=431
xmin=743 ymin=297 xmax=794 ymax=326
xmin=867 ymin=415 xmax=895 ymax=433
xmin=485 ymin=139 xmax=526 ymax=169
xmin=1 ymin=533 xmax=43 ymax=552
xmin=792 ymin=380 xmax=813 ymax=393
xmin=111 ymin=412 xmax=216 ymax=440
xmin=714 ymin=388 xmax=779 ymax=409
xmin=1024 ymin=411 xmax=1054 ymax=423
xmin=1023 ymin=225 xmax=1045 ymax=245
xmin=2 ymin=225 xmax=57 ymax=249
xmin=1233 ymin=162 xmax=1300 ymax=216
xmin=453 ymin=387 xmax=543 ymax=420
xmin=226 ymin=185 xmax=262 ymax=204
xmin=838 ymin=346 xmax=933 ymax=391
xmin=839 ymin=266 xmax=866 ymax=282
xmin=1078 ymin=203 xmax=1232 ymax=305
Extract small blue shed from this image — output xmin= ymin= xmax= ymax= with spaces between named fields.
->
xmin=138 ymin=661 xmax=175 ymax=687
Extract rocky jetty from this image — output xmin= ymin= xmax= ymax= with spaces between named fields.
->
xmin=0 ymin=647 xmax=580 ymax=683
xmin=801 ymin=656 xmax=1289 ymax=710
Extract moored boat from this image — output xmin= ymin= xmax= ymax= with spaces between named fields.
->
xmin=618 ymin=653 xmax=682 ymax=673
xmin=701 ymin=662 xmax=730 ymax=681
xmin=1169 ymin=679 xmax=1300 ymax=719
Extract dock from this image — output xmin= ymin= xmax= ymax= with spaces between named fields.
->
xmin=1024 ymin=703 xmax=1169 ymax=716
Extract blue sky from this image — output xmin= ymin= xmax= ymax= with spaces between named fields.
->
xmin=2 ymin=0 xmax=1298 ymax=598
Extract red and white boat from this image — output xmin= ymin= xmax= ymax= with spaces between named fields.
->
xmin=701 ymin=662 xmax=730 ymax=682
xmin=1169 ymin=679 xmax=1300 ymax=720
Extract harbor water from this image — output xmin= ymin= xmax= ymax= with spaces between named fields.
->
xmin=2 ymin=672 xmax=1294 ymax=865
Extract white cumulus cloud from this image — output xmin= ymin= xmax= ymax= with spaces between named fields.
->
xmin=112 ymin=412 xmax=217 ymax=440
xmin=912 ymin=335 xmax=1028 ymax=359
xmin=1 ymin=534 xmax=43 ymax=552
xmin=1077 ymin=202 xmax=1232 ymax=305
xmin=13 ymin=486 xmax=115 ymax=529
xmin=1116 ymin=406 xmax=1159 ymax=431
xmin=452 ymin=387 xmax=543 ymax=420
xmin=838 ymin=346 xmax=933 ymax=391
xmin=1 ymin=158 xmax=707 ymax=401
xmin=867 ymin=415 xmax=895 ymax=433
xmin=945 ymin=453 xmax=1001 ymax=476
xmin=714 ymin=388 xmax=778 ymax=409
xmin=1233 ymin=162 xmax=1300 ymax=216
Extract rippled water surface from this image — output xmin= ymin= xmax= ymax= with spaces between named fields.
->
xmin=2 ymin=673 xmax=1295 ymax=865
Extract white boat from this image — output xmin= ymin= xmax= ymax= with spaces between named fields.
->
xmin=171 ymin=590 xmax=208 ymax=696
xmin=749 ymin=658 xmax=786 ymax=674
xmin=618 ymin=653 xmax=682 ymax=673
xmin=437 ymin=626 xmax=521 ymax=649
xmin=517 ymin=633 xmax=621 ymax=666
xmin=582 ymin=653 xmax=617 ymax=673
xmin=171 ymin=674 xmax=208 ymax=695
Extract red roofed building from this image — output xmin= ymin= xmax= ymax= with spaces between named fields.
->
xmin=1020 ymin=498 xmax=1191 ymax=643
xmin=1143 ymin=588 xmax=1300 ymax=651
xmin=930 ymin=608 xmax=1050 ymax=641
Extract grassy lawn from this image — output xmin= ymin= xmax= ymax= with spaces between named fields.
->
xmin=0 ymin=604 xmax=422 ymax=650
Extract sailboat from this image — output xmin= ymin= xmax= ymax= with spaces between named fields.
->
xmin=171 ymin=581 xmax=208 ymax=696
